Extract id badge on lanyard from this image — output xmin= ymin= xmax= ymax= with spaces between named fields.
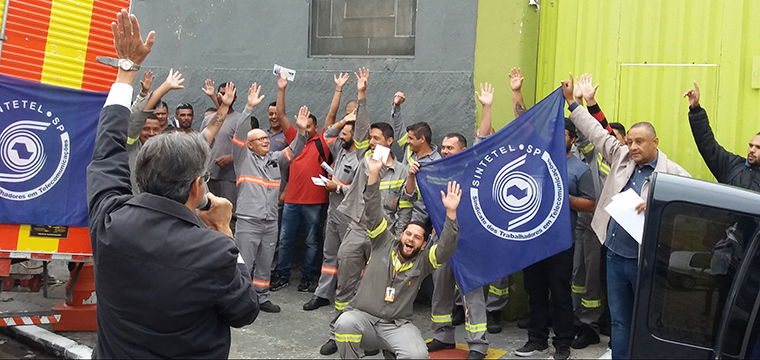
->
xmin=385 ymin=286 xmax=396 ymax=302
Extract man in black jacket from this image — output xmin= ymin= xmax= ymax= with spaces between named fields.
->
xmin=87 ymin=10 xmax=258 ymax=358
xmin=684 ymin=82 xmax=760 ymax=192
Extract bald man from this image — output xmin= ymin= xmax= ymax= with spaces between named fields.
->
xmin=232 ymin=86 xmax=312 ymax=313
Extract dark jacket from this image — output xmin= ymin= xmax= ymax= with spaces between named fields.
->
xmin=87 ymin=104 xmax=259 ymax=359
xmin=688 ymin=106 xmax=760 ymax=192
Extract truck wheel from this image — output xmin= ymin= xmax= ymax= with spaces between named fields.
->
xmin=679 ymin=275 xmax=696 ymax=290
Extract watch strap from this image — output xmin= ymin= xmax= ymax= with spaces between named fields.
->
xmin=96 ymin=56 xmax=119 ymax=67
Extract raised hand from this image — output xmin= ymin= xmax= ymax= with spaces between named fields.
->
xmin=393 ymin=92 xmax=406 ymax=106
xmin=355 ymin=67 xmax=369 ymax=93
xmin=577 ymin=73 xmax=600 ymax=104
xmin=220 ymin=82 xmax=236 ymax=106
xmin=202 ymin=79 xmax=216 ymax=97
xmin=441 ymin=181 xmax=462 ymax=216
xmin=573 ymin=75 xmax=583 ymax=104
xmin=111 ymin=9 xmax=154 ymax=65
xmin=408 ymin=161 xmax=420 ymax=178
xmin=334 ymin=73 xmax=350 ymax=90
xmin=247 ymin=82 xmax=265 ymax=109
xmin=277 ymin=72 xmax=288 ymax=90
xmin=295 ymin=105 xmax=311 ymax=131
xmin=475 ymin=82 xmax=494 ymax=107
xmin=509 ymin=67 xmax=524 ymax=92
xmin=164 ymin=68 xmax=185 ymax=90
xmin=140 ymin=70 xmax=154 ymax=95
xmin=560 ymin=72 xmax=575 ymax=105
xmin=367 ymin=157 xmax=383 ymax=177
xmin=683 ymin=81 xmax=700 ymax=108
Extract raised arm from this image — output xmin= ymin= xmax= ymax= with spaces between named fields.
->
xmin=476 ymin=82 xmax=494 ymax=138
xmin=203 ymin=82 xmax=239 ymax=144
xmin=510 ymin=67 xmax=526 ymax=119
xmin=143 ymin=68 xmax=184 ymax=111
xmin=275 ymin=73 xmax=293 ymax=134
xmin=129 ymin=70 xmax=153 ymax=114
xmin=202 ymin=79 xmax=221 ymax=110
xmin=353 ymin=68 xmax=370 ymax=152
xmin=325 ymin=73 xmax=350 ymax=128
xmin=684 ymin=82 xmax=745 ymax=181
xmin=88 ymin=9 xmax=154 ymax=213
xmin=575 ymin=74 xmax=614 ymax=159
xmin=364 ymin=157 xmax=389 ymax=240
xmin=428 ymin=181 xmax=462 ymax=269
xmin=391 ymin=91 xmax=407 ymax=147
xmin=276 ymin=106 xmax=311 ymax=166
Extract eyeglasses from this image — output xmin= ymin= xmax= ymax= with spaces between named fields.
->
xmin=176 ymin=103 xmax=193 ymax=110
xmin=249 ymin=136 xmax=270 ymax=143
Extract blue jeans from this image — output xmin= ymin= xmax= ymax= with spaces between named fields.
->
xmin=606 ymin=250 xmax=638 ymax=359
xmin=276 ymin=203 xmax=323 ymax=280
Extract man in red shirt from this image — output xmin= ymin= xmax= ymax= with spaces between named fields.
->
xmin=270 ymin=73 xmax=337 ymax=291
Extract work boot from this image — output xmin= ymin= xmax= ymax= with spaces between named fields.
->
xmin=308 ymin=281 xmax=318 ymax=292
xmin=297 ymin=275 xmax=313 ymax=292
xmin=303 ymin=295 xmax=330 ymax=311
xmin=259 ymin=301 xmax=281 ymax=313
xmin=571 ymin=324 xmax=600 ymax=349
xmin=452 ymin=305 xmax=465 ymax=326
xmin=487 ymin=310 xmax=502 ymax=334
xmin=270 ymin=276 xmax=289 ymax=291
xmin=319 ymin=339 xmax=337 ymax=355
xmin=553 ymin=344 xmax=570 ymax=360
xmin=427 ymin=339 xmax=455 ymax=352
xmin=466 ymin=350 xmax=486 ymax=359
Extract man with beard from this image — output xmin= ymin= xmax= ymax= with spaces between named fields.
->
xmin=175 ymin=103 xmax=194 ymax=133
xmin=333 ymin=159 xmax=462 ymax=359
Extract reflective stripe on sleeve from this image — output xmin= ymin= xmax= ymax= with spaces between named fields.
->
xmin=367 ymin=217 xmax=387 ymax=238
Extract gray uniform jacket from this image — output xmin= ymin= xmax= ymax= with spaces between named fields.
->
xmin=337 ymin=99 xmax=414 ymax=237
xmin=203 ymin=110 xmax=244 ymax=182
xmin=87 ymin=99 xmax=258 ymax=358
xmin=232 ymin=116 xmax=306 ymax=220
xmin=574 ymin=119 xmax=610 ymax=231
xmin=324 ymin=126 xmax=359 ymax=213
xmin=348 ymin=182 xmax=459 ymax=323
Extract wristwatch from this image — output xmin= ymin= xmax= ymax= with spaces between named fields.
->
xmin=96 ymin=56 xmax=140 ymax=71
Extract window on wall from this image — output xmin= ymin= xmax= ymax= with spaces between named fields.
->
xmin=309 ymin=0 xmax=417 ymax=57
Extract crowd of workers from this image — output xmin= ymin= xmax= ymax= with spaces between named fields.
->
xmin=86 ymin=10 xmax=760 ymax=360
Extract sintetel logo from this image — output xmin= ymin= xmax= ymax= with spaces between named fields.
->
xmin=470 ymin=143 xmax=564 ymax=241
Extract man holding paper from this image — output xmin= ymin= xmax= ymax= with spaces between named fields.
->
xmin=563 ymin=74 xmax=690 ymax=359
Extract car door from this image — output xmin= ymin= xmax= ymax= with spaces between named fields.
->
xmin=630 ymin=172 xmax=760 ymax=359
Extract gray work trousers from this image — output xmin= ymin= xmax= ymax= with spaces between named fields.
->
xmin=314 ymin=210 xmax=352 ymax=301
xmin=453 ymin=277 xmax=510 ymax=312
xmin=431 ymin=261 xmax=489 ymax=354
xmin=208 ymin=179 xmax=237 ymax=232
xmin=330 ymin=223 xmax=371 ymax=338
xmin=335 ymin=309 xmax=428 ymax=359
xmin=234 ymin=217 xmax=277 ymax=303
xmin=572 ymin=227 xmax=604 ymax=333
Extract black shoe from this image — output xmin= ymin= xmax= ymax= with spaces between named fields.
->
xmin=319 ymin=339 xmax=337 ymax=356
xmin=452 ymin=305 xmax=465 ymax=326
xmin=270 ymin=276 xmax=289 ymax=291
xmin=303 ymin=295 xmax=330 ymax=311
xmin=517 ymin=317 xmax=530 ymax=329
xmin=308 ymin=281 xmax=318 ymax=292
xmin=571 ymin=325 xmax=600 ymax=349
xmin=553 ymin=345 xmax=570 ymax=360
xmin=514 ymin=341 xmax=548 ymax=357
xmin=298 ymin=276 xmax=313 ymax=292
xmin=487 ymin=310 xmax=502 ymax=334
xmin=427 ymin=339 xmax=455 ymax=353
xmin=259 ymin=301 xmax=281 ymax=313
xmin=364 ymin=349 xmax=380 ymax=356
xmin=466 ymin=350 xmax=486 ymax=360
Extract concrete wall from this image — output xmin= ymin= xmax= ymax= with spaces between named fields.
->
xmin=130 ymin=0 xmax=478 ymax=149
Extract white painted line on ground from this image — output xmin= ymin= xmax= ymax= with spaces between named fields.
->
xmin=598 ymin=348 xmax=612 ymax=359
xmin=8 ymin=325 xmax=92 ymax=359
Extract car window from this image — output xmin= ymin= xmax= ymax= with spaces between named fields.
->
xmin=649 ymin=202 xmax=760 ymax=349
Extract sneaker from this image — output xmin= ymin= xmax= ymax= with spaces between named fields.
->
xmin=514 ymin=341 xmax=548 ymax=357
xmin=319 ymin=339 xmax=337 ymax=356
xmin=270 ymin=276 xmax=289 ymax=291
xmin=427 ymin=339 xmax=455 ymax=352
xmin=303 ymin=295 xmax=330 ymax=311
xmin=487 ymin=310 xmax=502 ymax=334
xmin=466 ymin=350 xmax=486 ymax=359
xmin=517 ymin=317 xmax=530 ymax=329
xmin=364 ymin=349 xmax=380 ymax=356
xmin=297 ymin=276 xmax=313 ymax=292
xmin=571 ymin=325 xmax=600 ymax=349
xmin=259 ymin=301 xmax=281 ymax=313
xmin=452 ymin=305 xmax=465 ymax=326
xmin=553 ymin=345 xmax=570 ymax=360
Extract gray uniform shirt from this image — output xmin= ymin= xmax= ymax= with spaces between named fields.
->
xmin=324 ymin=126 xmax=359 ymax=213
xmin=232 ymin=116 xmax=306 ymax=220
xmin=202 ymin=110 xmax=244 ymax=182
xmin=348 ymin=182 xmax=459 ymax=323
xmin=574 ymin=117 xmax=611 ymax=231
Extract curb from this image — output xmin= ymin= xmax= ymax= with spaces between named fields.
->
xmin=7 ymin=325 xmax=92 ymax=359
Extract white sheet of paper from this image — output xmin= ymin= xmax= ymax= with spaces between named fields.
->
xmin=372 ymin=145 xmax=390 ymax=163
xmin=604 ymin=188 xmax=646 ymax=244
xmin=311 ymin=177 xmax=325 ymax=186
xmin=319 ymin=174 xmax=330 ymax=185
xmin=321 ymin=161 xmax=334 ymax=175
xmin=273 ymin=64 xmax=296 ymax=81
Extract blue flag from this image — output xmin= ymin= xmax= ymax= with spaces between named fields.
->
xmin=416 ymin=87 xmax=571 ymax=294
xmin=0 ymin=74 xmax=105 ymax=227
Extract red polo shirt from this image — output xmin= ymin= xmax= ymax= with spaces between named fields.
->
xmin=284 ymin=127 xmax=336 ymax=204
